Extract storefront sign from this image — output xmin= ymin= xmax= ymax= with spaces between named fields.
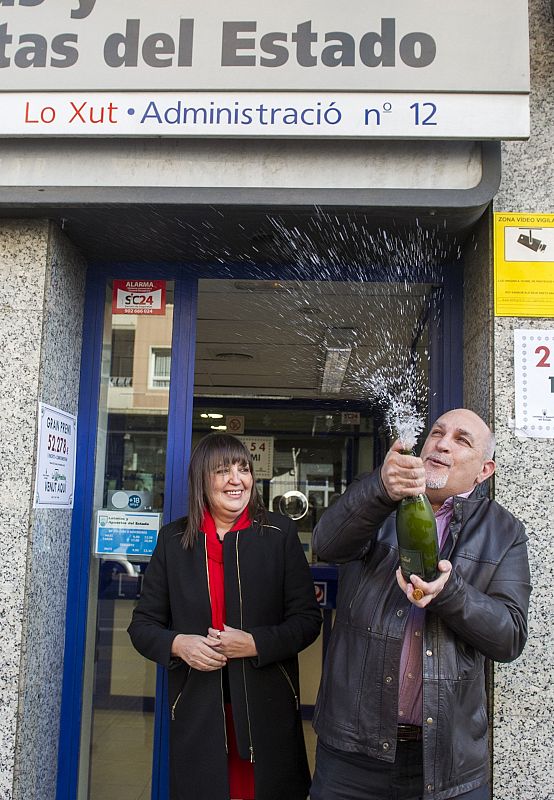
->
xmin=34 ymin=402 xmax=77 ymax=508
xmin=112 ymin=279 xmax=166 ymax=315
xmin=0 ymin=1 xmax=529 ymax=140
xmin=514 ymin=329 xmax=554 ymax=438
xmin=494 ymin=214 xmax=554 ymax=317
xmin=238 ymin=436 xmax=274 ymax=479
xmin=95 ymin=510 xmax=161 ymax=557
xmin=0 ymin=91 xmax=528 ymax=139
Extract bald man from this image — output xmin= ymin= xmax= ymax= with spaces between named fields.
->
xmin=311 ymin=409 xmax=531 ymax=800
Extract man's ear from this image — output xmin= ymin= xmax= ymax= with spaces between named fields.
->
xmin=475 ymin=459 xmax=496 ymax=485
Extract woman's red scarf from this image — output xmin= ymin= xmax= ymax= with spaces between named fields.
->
xmin=201 ymin=507 xmax=251 ymax=630
xmin=201 ymin=507 xmax=255 ymax=799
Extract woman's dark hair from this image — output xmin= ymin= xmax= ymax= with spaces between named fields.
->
xmin=182 ymin=433 xmax=267 ymax=548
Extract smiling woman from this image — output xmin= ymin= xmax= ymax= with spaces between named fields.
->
xmin=185 ymin=433 xmax=263 ymax=548
xmin=208 ymin=461 xmax=253 ymax=529
xmin=128 ymin=432 xmax=321 ymax=800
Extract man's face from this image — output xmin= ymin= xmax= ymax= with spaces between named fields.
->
xmin=420 ymin=409 xmax=495 ymax=504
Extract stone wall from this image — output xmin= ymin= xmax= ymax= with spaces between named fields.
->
xmin=491 ymin=0 xmax=554 ymax=796
xmin=0 ymin=221 xmax=86 ymax=800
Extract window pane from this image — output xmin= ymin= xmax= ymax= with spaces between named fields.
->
xmin=78 ymin=281 xmax=175 ymax=800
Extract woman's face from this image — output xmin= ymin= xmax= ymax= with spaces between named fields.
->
xmin=208 ymin=461 xmax=253 ymax=519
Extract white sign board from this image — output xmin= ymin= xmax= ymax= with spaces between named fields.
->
xmin=0 ymin=0 xmax=529 ymax=140
xmin=0 ymin=91 xmax=529 ymax=139
xmin=238 ymin=436 xmax=274 ymax=480
xmin=34 ymin=403 xmax=77 ymax=508
xmin=95 ymin=510 xmax=161 ymax=557
xmin=0 ymin=1 xmax=529 ymax=92
xmin=514 ymin=329 xmax=554 ymax=438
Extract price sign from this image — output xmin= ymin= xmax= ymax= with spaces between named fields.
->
xmin=34 ymin=403 xmax=77 ymax=508
xmin=112 ymin=279 xmax=166 ymax=315
xmin=237 ymin=436 xmax=274 ymax=479
xmin=514 ymin=329 xmax=554 ymax=438
xmin=95 ymin=511 xmax=161 ymax=558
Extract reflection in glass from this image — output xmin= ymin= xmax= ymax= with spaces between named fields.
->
xmin=279 ymin=490 xmax=309 ymax=520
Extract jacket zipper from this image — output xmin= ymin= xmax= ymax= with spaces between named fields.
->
xmin=278 ymin=663 xmax=299 ymax=710
xmin=171 ymin=666 xmax=191 ymax=720
xmin=236 ymin=534 xmax=255 ymax=763
xmin=191 ymin=543 xmax=229 ymax=753
xmin=204 ymin=539 xmax=228 ymax=752
xmin=220 ymin=670 xmax=228 ymax=754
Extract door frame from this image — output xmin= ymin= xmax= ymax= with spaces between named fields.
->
xmin=56 ymin=266 xmax=198 ymax=800
xmin=56 ymin=259 xmax=462 ymax=800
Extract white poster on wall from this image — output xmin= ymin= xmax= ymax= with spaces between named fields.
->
xmin=238 ymin=436 xmax=274 ymax=479
xmin=34 ymin=403 xmax=77 ymax=508
xmin=514 ymin=329 xmax=554 ymax=438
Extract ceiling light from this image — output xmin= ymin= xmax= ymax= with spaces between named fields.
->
xmin=200 ymin=412 xmax=224 ymax=419
xmin=320 ymin=328 xmax=356 ymax=394
xmin=214 ymin=352 xmax=254 ymax=361
xmin=321 ymin=348 xmax=352 ymax=393
xmin=233 ymin=281 xmax=288 ymax=292
xmin=195 ymin=393 xmax=293 ymax=400
xmin=210 ymin=425 xmax=227 ymax=431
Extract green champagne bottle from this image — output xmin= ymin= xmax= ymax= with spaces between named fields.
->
xmin=395 ymin=471 xmax=439 ymax=584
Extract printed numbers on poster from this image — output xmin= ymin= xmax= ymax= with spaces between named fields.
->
xmin=535 ymin=346 xmax=551 ymax=367
xmin=48 ymin=434 xmax=68 ymax=455
xmin=248 ymin=441 xmax=265 ymax=452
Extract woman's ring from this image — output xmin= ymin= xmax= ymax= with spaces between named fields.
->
xmin=412 ymin=588 xmax=425 ymax=601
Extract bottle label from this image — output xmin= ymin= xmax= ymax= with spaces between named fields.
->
xmin=399 ymin=548 xmax=424 ymax=576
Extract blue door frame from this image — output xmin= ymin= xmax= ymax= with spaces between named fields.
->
xmin=56 ymin=260 xmax=462 ymax=800
xmin=56 ymin=266 xmax=198 ymax=800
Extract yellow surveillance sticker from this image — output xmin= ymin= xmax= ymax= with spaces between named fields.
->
xmin=494 ymin=213 xmax=554 ymax=317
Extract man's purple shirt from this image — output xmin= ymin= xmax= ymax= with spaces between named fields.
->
xmin=397 ymin=491 xmax=471 ymax=725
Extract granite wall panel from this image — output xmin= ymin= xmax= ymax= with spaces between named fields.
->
xmin=0 ymin=220 xmax=86 ymax=800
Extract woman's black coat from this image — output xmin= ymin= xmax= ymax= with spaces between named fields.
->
xmin=128 ymin=511 xmax=322 ymax=800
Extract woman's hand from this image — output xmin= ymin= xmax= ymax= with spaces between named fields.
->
xmin=171 ymin=633 xmax=227 ymax=671
xmin=206 ymin=625 xmax=258 ymax=659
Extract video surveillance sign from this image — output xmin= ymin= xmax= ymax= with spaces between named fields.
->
xmin=494 ymin=213 xmax=554 ymax=318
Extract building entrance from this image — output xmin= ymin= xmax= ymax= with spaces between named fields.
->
xmin=62 ymin=262 xmax=460 ymax=800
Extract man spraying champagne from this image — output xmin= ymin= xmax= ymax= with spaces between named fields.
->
xmin=311 ymin=408 xmax=531 ymax=800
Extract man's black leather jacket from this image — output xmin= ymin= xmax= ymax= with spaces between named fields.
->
xmin=312 ymin=469 xmax=531 ymax=799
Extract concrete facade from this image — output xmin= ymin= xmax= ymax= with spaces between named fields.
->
xmin=0 ymin=222 xmax=86 ymax=800
xmin=490 ymin=1 xmax=554 ymax=796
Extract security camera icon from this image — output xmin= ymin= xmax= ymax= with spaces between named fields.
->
xmin=517 ymin=229 xmax=547 ymax=253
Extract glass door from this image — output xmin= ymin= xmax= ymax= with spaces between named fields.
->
xmin=58 ymin=263 xmax=459 ymax=800
xmin=77 ymin=281 xmax=176 ymax=800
